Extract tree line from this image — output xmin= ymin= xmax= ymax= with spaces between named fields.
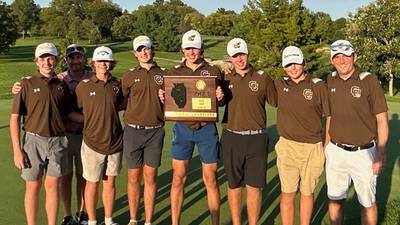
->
xmin=1 ymin=0 xmax=399 ymax=95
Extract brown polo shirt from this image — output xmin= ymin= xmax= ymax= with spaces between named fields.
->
xmin=121 ymin=64 xmax=165 ymax=126
xmin=221 ymin=67 xmax=277 ymax=131
xmin=168 ymin=60 xmax=223 ymax=129
xmin=76 ymin=75 xmax=123 ymax=155
xmin=327 ymin=66 xmax=388 ymax=146
xmin=11 ymin=72 xmax=70 ymax=137
xmin=275 ymin=75 xmax=330 ymax=143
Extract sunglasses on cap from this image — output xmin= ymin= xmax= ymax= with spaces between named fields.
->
xmin=66 ymin=46 xmax=84 ymax=55
xmin=330 ymin=44 xmax=353 ymax=52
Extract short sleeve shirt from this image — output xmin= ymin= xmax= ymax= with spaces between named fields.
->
xmin=221 ymin=67 xmax=277 ymax=131
xmin=275 ymin=75 xmax=330 ymax=143
xmin=11 ymin=72 xmax=70 ymax=137
xmin=75 ymin=75 xmax=123 ymax=155
xmin=326 ymin=66 xmax=388 ymax=146
xmin=121 ymin=64 xmax=165 ymax=126
xmin=168 ymin=60 xmax=223 ymax=129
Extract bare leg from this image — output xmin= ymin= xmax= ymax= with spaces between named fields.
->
xmin=202 ymin=163 xmax=220 ymax=225
xmin=328 ymin=199 xmax=344 ymax=225
xmin=25 ymin=180 xmax=42 ymax=225
xmin=227 ymin=187 xmax=242 ymax=225
xmin=361 ymin=203 xmax=377 ymax=225
xmin=60 ymin=173 xmax=73 ymax=217
xmin=85 ymin=181 xmax=99 ymax=221
xmin=127 ymin=168 xmax=142 ymax=221
xmin=300 ymin=194 xmax=314 ymax=225
xmin=143 ymin=165 xmax=158 ymax=224
xmin=44 ymin=175 xmax=60 ymax=225
xmin=280 ymin=192 xmax=296 ymax=225
xmin=170 ymin=159 xmax=189 ymax=225
xmin=246 ymin=185 xmax=261 ymax=225
xmin=102 ymin=176 xmax=116 ymax=218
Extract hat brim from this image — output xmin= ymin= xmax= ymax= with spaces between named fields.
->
xmin=331 ymin=50 xmax=354 ymax=59
xmin=282 ymin=57 xmax=304 ymax=67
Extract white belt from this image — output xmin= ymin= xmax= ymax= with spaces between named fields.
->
xmin=128 ymin=124 xmax=163 ymax=130
xmin=227 ymin=129 xmax=267 ymax=135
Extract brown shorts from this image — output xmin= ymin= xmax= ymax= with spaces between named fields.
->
xmin=275 ymin=137 xmax=325 ymax=195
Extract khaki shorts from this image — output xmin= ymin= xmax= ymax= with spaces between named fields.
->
xmin=81 ymin=141 xmax=122 ymax=182
xmin=275 ymin=137 xmax=325 ymax=195
xmin=21 ymin=132 xmax=69 ymax=181
xmin=65 ymin=133 xmax=83 ymax=175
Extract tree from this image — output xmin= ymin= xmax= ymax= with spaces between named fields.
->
xmin=10 ymin=0 xmax=39 ymax=39
xmin=0 ymin=1 xmax=19 ymax=53
xmin=202 ymin=9 xmax=238 ymax=36
xmin=348 ymin=0 xmax=400 ymax=96
xmin=111 ymin=14 xmax=135 ymax=39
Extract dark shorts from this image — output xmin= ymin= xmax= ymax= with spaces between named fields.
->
xmin=123 ymin=126 xmax=165 ymax=169
xmin=65 ymin=133 xmax=83 ymax=175
xmin=171 ymin=122 xmax=219 ymax=164
xmin=221 ymin=129 xmax=268 ymax=189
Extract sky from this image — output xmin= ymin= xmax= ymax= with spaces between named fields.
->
xmin=5 ymin=0 xmax=374 ymax=20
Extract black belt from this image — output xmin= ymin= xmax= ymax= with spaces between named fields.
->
xmin=331 ymin=140 xmax=374 ymax=152
xmin=66 ymin=129 xmax=83 ymax=135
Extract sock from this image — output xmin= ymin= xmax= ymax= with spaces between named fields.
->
xmin=104 ymin=217 xmax=113 ymax=225
xmin=88 ymin=220 xmax=97 ymax=225
xmin=144 ymin=223 xmax=152 ymax=225
xmin=130 ymin=219 xmax=138 ymax=224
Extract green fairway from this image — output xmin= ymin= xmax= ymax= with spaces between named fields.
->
xmin=0 ymin=38 xmax=399 ymax=225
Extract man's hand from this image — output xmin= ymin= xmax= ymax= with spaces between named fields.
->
xmin=158 ymin=89 xmax=165 ymax=104
xmin=372 ymin=148 xmax=386 ymax=175
xmin=13 ymin=149 xmax=25 ymax=170
xmin=216 ymin=86 xmax=224 ymax=101
xmin=12 ymin=81 xmax=22 ymax=95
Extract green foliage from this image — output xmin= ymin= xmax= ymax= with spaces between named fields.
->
xmin=231 ymin=0 xmax=334 ymax=78
xmin=347 ymin=0 xmax=400 ymax=96
xmin=202 ymin=9 xmax=238 ymax=36
xmin=381 ymin=199 xmax=400 ymax=225
xmin=111 ymin=14 xmax=135 ymax=40
xmin=0 ymin=1 xmax=19 ymax=53
xmin=10 ymin=0 xmax=39 ymax=38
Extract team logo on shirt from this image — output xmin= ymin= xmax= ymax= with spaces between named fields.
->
xmin=33 ymin=88 xmax=41 ymax=93
xmin=113 ymin=86 xmax=120 ymax=95
xmin=331 ymin=88 xmax=336 ymax=92
xmin=283 ymin=88 xmax=289 ymax=92
xmin=89 ymin=91 xmax=96 ymax=96
xmin=351 ymin=86 xmax=361 ymax=98
xmin=303 ymin=89 xmax=313 ymax=100
xmin=200 ymin=70 xmax=210 ymax=76
xmin=249 ymin=81 xmax=259 ymax=92
xmin=56 ymin=85 xmax=64 ymax=94
xmin=134 ymin=78 xmax=140 ymax=83
xmin=228 ymin=84 xmax=233 ymax=89
xmin=154 ymin=75 xmax=163 ymax=85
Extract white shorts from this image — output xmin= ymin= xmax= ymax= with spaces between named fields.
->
xmin=81 ymin=141 xmax=122 ymax=182
xmin=325 ymin=141 xmax=377 ymax=207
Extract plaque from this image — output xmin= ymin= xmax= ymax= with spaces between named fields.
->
xmin=164 ymin=76 xmax=218 ymax=121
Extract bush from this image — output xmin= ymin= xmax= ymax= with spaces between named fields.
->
xmin=381 ymin=199 xmax=400 ymax=225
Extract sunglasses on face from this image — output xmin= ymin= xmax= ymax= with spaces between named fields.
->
xmin=330 ymin=44 xmax=353 ymax=52
xmin=66 ymin=46 xmax=84 ymax=54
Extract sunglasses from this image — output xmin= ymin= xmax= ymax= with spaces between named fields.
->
xmin=66 ymin=46 xmax=84 ymax=55
xmin=330 ymin=44 xmax=353 ymax=52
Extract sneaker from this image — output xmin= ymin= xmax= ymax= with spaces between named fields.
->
xmin=76 ymin=211 xmax=89 ymax=225
xmin=61 ymin=216 xmax=78 ymax=225
xmin=127 ymin=222 xmax=137 ymax=225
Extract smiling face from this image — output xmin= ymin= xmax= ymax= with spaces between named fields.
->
xmin=134 ymin=46 xmax=154 ymax=64
xmin=230 ymin=53 xmax=249 ymax=71
xmin=331 ymin=53 xmax=357 ymax=78
xmin=66 ymin=53 xmax=86 ymax=73
xmin=93 ymin=60 xmax=112 ymax=75
xmin=284 ymin=63 xmax=305 ymax=82
xmin=182 ymin=47 xmax=202 ymax=65
xmin=35 ymin=55 xmax=58 ymax=76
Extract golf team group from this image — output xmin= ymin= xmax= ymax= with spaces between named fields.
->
xmin=10 ymin=29 xmax=389 ymax=225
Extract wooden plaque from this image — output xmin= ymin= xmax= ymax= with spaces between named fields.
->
xmin=164 ymin=76 xmax=218 ymax=121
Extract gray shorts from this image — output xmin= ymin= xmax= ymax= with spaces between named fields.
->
xmin=65 ymin=133 xmax=83 ymax=175
xmin=123 ymin=126 xmax=165 ymax=169
xmin=21 ymin=132 xmax=69 ymax=181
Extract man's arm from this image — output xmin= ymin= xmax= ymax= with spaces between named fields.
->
xmin=324 ymin=116 xmax=331 ymax=146
xmin=10 ymin=114 xmax=24 ymax=169
xmin=373 ymin=111 xmax=389 ymax=174
xmin=11 ymin=81 xmax=22 ymax=95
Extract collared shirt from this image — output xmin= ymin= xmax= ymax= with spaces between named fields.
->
xmin=11 ymin=71 xmax=71 ymax=137
xmin=327 ymin=66 xmax=388 ymax=146
xmin=275 ymin=75 xmax=330 ymax=143
xmin=121 ymin=64 xmax=165 ymax=126
xmin=222 ymin=67 xmax=277 ymax=131
xmin=168 ymin=60 xmax=223 ymax=129
xmin=75 ymin=74 xmax=123 ymax=155
xmin=57 ymin=70 xmax=92 ymax=131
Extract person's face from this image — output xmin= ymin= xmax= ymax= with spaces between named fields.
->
xmin=331 ymin=54 xmax=356 ymax=76
xmin=36 ymin=55 xmax=57 ymax=76
xmin=134 ymin=46 xmax=153 ymax=64
xmin=182 ymin=47 xmax=202 ymax=64
xmin=93 ymin=60 xmax=112 ymax=75
xmin=284 ymin=63 xmax=305 ymax=81
xmin=230 ymin=53 xmax=249 ymax=71
xmin=66 ymin=53 xmax=85 ymax=72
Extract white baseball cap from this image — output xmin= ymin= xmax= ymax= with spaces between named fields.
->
xmin=133 ymin=35 xmax=153 ymax=51
xmin=282 ymin=46 xmax=304 ymax=67
xmin=35 ymin=42 xmax=58 ymax=57
xmin=181 ymin=30 xmax=202 ymax=49
xmin=330 ymin=40 xmax=354 ymax=59
xmin=92 ymin=46 xmax=114 ymax=61
xmin=227 ymin=38 xmax=248 ymax=57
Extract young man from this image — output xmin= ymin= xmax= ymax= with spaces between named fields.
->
xmin=274 ymin=46 xmax=329 ymax=225
xmin=10 ymin=42 xmax=72 ymax=225
xmin=325 ymin=40 xmax=389 ymax=225
xmin=12 ymin=44 xmax=91 ymax=225
xmin=76 ymin=46 xmax=123 ymax=225
xmin=220 ymin=38 xmax=276 ymax=225
xmin=159 ymin=29 xmax=224 ymax=225
xmin=121 ymin=36 xmax=165 ymax=225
